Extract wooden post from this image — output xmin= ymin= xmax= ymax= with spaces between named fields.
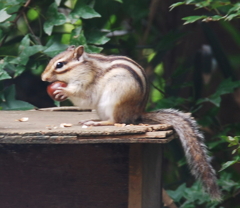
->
xmin=142 ymin=144 xmax=163 ymax=208
xmin=128 ymin=144 xmax=143 ymax=208
xmin=128 ymin=144 xmax=163 ymax=208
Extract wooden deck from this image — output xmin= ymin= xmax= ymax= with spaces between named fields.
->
xmin=0 ymin=110 xmax=175 ymax=144
xmin=0 ymin=109 xmax=177 ymax=208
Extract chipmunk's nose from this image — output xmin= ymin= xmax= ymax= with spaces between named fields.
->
xmin=41 ymin=73 xmax=54 ymax=82
xmin=42 ymin=74 xmax=57 ymax=83
xmin=41 ymin=73 xmax=48 ymax=82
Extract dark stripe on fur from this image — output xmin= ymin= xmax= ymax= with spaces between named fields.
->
xmin=109 ymin=57 xmax=150 ymax=106
xmin=105 ymin=64 xmax=144 ymax=93
xmin=88 ymin=54 xmax=149 ymax=104
xmin=88 ymin=54 xmax=147 ymax=80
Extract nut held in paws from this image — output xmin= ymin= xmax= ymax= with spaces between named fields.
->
xmin=47 ymin=81 xmax=68 ymax=101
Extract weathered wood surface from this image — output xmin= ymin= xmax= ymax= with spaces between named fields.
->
xmin=0 ymin=110 xmax=173 ymax=208
xmin=0 ymin=110 xmax=177 ymax=144
xmin=0 ymin=144 xmax=130 ymax=208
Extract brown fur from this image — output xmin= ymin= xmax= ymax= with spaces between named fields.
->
xmin=42 ymin=45 xmax=221 ymax=201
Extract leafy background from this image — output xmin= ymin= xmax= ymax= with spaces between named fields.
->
xmin=1 ymin=0 xmax=240 ymax=207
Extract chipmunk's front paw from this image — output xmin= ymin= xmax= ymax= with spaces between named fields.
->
xmin=53 ymin=87 xmax=68 ymax=101
xmin=47 ymin=81 xmax=68 ymax=101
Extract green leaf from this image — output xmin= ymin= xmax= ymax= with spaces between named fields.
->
xmin=19 ymin=44 xmax=45 ymax=61
xmin=197 ymin=79 xmax=240 ymax=107
xmin=43 ymin=2 xmax=67 ymax=35
xmin=227 ymin=136 xmax=239 ymax=148
xmin=9 ymin=36 xmax=45 ymax=65
xmin=232 ymin=148 xmax=238 ymax=154
xmin=0 ymin=8 xmax=11 ymax=23
xmin=227 ymin=2 xmax=240 ymax=15
xmin=44 ymin=39 xmax=67 ymax=58
xmin=19 ymin=35 xmax=31 ymax=51
xmin=55 ymin=0 xmax=62 ymax=6
xmin=13 ymin=65 xmax=25 ymax=78
xmin=6 ymin=5 xmax=21 ymax=14
xmin=86 ymin=31 xmax=110 ymax=45
xmin=54 ymin=100 xmax=60 ymax=107
xmin=69 ymin=2 xmax=101 ymax=22
xmin=195 ymin=2 xmax=210 ymax=8
xmin=70 ymin=27 xmax=87 ymax=46
xmin=219 ymin=160 xmax=238 ymax=172
xmin=208 ymin=140 xmax=225 ymax=149
xmin=4 ymin=0 xmax=25 ymax=13
xmin=209 ymin=15 xmax=223 ymax=21
xmin=227 ymin=136 xmax=239 ymax=143
xmin=169 ymin=2 xmax=184 ymax=11
xmin=114 ymin=0 xmax=123 ymax=3
xmin=0 ymin=85 xmax=35 ymax=110
xmin=182 ymin=15 xmax=207 ymax=24
xmin=0 ymin=70 xmax=11 ymax=80
xmin=85 ymin=45 xmax=103 ymax=53
xmin=78 ymin=4 xmax=101 ymax=19
xmin=207 ymin=95 xmax=221 ymax=107
xmin=2 ymin=35 xmax=45 ymax=77
xmin=167 ymin=183 xmax=187 ymax=202
xmin=4 ymin=0 xmax=26 ymax=7
xmin=185 ymin=0 xmax=195 ymax=4
xmin=225 ymin=13 xmax=240 ymax=21
xmin=0 ymin=62 xmax=11 ymax=80
xmin=217 ymin=79 xmax=240 ymax=93
xmin=218 ymin=171 xmax=240 ymax=192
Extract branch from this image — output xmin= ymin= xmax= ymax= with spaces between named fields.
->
xmin=23 ymin=12 xmax=42 ymax=45
xmin=151 ymin=82 xmax=166 ymax=96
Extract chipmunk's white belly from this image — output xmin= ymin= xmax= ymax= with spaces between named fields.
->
xmin=69 ymin=96 xmax=97 ymax=110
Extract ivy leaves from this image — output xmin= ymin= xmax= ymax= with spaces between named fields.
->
xmin=0 ymin=0 xmax=111 ymax=110
xmin=69 ymin=1 xmax=101 ymax=22
xmin=0 ymin=85 xmax=35 ymax=110
xmin=0 ymin=0 xmax=110 ymax=80
xmin=170 ymin=1 xmax=240 ymax=24
xmin=44 ymin=3 xmax=67 ymax=36
xmin=0 ymin=8 xmax=11 ymax=23
xmin=0 ymin=35 xmax=45 ymax=80
xmin=43 ymin=2 xmax=101 ymax=35
xmin=197 ymin=79 xmax=240 ymax=107
xmin=219 ymin=136 xmax=240 ymax=172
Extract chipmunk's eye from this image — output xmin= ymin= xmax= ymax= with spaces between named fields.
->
xmin=56 ymin=62 xmax=64 ymax=69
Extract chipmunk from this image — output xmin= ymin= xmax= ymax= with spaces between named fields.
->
xmin=42 ymin=45 xmax=221 ymax=201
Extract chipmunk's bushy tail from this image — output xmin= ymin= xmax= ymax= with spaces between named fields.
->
xmin=143 ymin=109 xmax=221 ymax=201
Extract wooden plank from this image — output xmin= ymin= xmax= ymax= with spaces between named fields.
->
xmin=142 ymin=144 xmax=163 ymax=208
xmin=0 ymin=111 xmax=172 ymax=135
xmin=0 ymin=110 xmax=177 ymax=144
xmin=128 ymin=144 xmax=143 ymax=208
xmin=0 ymin=133 xmax=176 ymax=144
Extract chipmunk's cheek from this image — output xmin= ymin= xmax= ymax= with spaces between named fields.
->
xmin=47 ymin=81 xmax=68 ymax=101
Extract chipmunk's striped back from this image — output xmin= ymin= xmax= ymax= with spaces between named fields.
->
xmin=83 ymin=53 xmax=150 ymax=124
xmin=87 ymin=53 xmax=150 ymax=109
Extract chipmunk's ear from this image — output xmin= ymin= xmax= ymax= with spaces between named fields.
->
xmin=73 ymin=45 xmax=85 ymax=60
